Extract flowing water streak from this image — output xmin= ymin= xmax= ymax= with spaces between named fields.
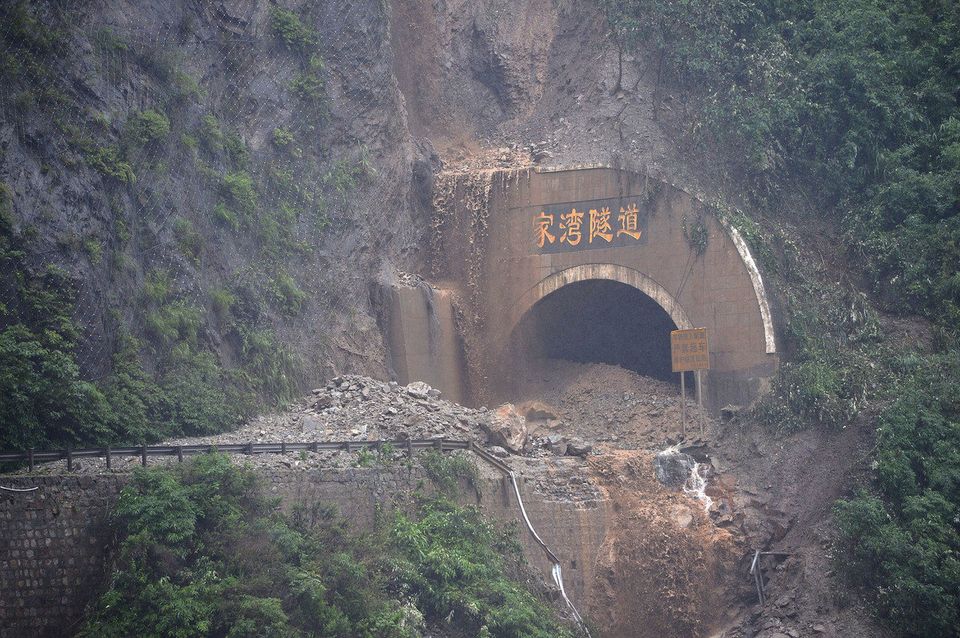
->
xmin=684 ymin=462 xmax=713 ymax=513
xmin=508 ymin=471 xmax=591 ymax=636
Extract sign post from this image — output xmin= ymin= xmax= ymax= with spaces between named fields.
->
xmin=670 ymin=328 xmax=710 ymax=438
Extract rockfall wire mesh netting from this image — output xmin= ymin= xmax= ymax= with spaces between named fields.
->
xmin=0 ymin=1 xmax=412 ymax=445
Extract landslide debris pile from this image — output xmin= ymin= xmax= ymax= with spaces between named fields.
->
xmin=510 ymin=359 xmax=713 ymax=449
xmin=22 ymin=375 xmax=595 ymax=475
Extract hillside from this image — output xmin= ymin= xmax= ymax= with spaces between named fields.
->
xmin=1 ymin=1 xmax=958 ymax=637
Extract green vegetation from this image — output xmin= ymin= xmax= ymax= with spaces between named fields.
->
xmin=92 ymin=27 xmax=128 ymax=53
xmin=269 ymin=270 xmax=307 ymax=316
xmin=233 ymin=324 xmax=300 ymax=402
xmin=0 ymin=6 xmax=365 ymax=458
xmin=173 ymin=217 xmax=202 ymax=264
xmin=391 ymin=497 xmax=570 ymax=638
xmin=125 ymin=109 xmax=171 ymax=147
xmin=1 ymin=3 xmax=60 ymax=56
xmin=81 ymin=142 xmax=136 ymax=183
xmin=269 ymin=6 xmax=329 ymax=120
xmin=221 ymin=171 xmax=258 ymax=218
xmin=273 ymin=126 xmax=295 ymax=148
xmin=601 ymin=2 xmax=960 ymax=635
xmin=270 ymin=6 xmax=320 ymax=54
xmin=80 ymin=454 xmax=572 ymax=638
xmin=835 ymin=352 xmax=960 ymax=636
xmin=290 ymin=54 xmax=328 ymax=104
xmin=83 ymin=237 xmax=103 ymax=264
xmin=420 ymin=450 xmax=479 ymax=497
xmin=602 ymin=0 xmax=960 ymax=328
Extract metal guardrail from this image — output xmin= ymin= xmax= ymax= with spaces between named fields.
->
xmin=1 ymin=436 xmax=590 ymax=634
xmin=0 ymin=438 xmax=472 ymax=472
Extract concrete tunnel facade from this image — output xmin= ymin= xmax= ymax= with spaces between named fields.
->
xmin=387 ymin=166 xmax=778 ymax=412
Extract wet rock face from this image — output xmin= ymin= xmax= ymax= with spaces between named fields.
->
xmin=653 ymin=449 xmax=697 ymax=489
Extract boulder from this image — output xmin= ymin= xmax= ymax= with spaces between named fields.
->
xmin=654 ymin=448 xmax=696 ymax=489
xmin=312 ymin=395 xmax=334 ymax=410
xmin=482 ymin=404 xmax=528 ymax=453
xmin=545 ymin=434 xmax=567 ymax=456
xmin=520 ymin=401 xmax=559 ymax=422
xmin=302 ymin=416 xmax=323 ymax=434
xmin=565 ymin=438 xmax=593 ymax=457
xmin=720 ymin=404 xmax=741 ymax=421
xmin=405 ymin=381 xmax=433 ymax=399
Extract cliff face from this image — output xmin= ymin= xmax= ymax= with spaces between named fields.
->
xmin=0 ymin=0 xmax=688 ymax=447
xmin=0 ymin=1 xmax=431 ymax=437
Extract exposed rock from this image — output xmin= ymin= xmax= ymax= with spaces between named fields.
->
xmin=488 ymin=445 xmax=510 ymax=458
xmin=405 ymin=381 xmax=433 ymax=399
xmin=653 ymin=448 xmax=697 ymax=489
xmin=521 ymin=401 xmax=560 ymax=422
xmin=545 ymin=434 xmax=567 ymax=456
xmin=482 ymin=404 xmax=528 ymax=453
xmin=565 ymin=438 xmax=592 ymax=457
xmin=669 ymin=504 xmax=693 ymax=529
xmin=721 ymin=404 xmax=742 ymax=421
xmin=302 ymin=416 xmax=323 ymax=434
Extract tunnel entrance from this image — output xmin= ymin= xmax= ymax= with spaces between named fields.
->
xmin=506 ymin=279 xmax=679 ymax=384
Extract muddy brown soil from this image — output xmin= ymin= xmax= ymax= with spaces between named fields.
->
xmin=509 ymin=359 xmax=888 ymax=638
xmin=587 ymin=450 xmax=743 ymax=638
xmin=506 ymin=359 xmax=708 ymax=450
xmin=385 ymin=2 xmax=887 ymax=635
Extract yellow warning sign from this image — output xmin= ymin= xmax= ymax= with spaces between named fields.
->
xmin=671 ymin=328 xmax=709 ymax=372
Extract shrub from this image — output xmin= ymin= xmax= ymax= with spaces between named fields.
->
xmin=82 ymin=237 xmax=103 ymax=264
xmin=290 ymin=55 xmax=329 ymax=120
xmin=269 ymin=270 xmax=306 ymax=315
xmin=153 ymin=349 xmax=242 ymax=436
xmin=210 ymin=287 xmax=237 ymax=318
xmin=145 ymin=301 xmax=203 ymax=348
xmin=390 ymin=498 xmax=572 ymax=637
xmin=198 ymin=114 xmax=227 ymax=154
xmin=83 ymin=144 xmax=135 ymax=183
xmin=233 ymin=324 xmax=300 ymax=403
xmin=212 ymin=201 xmax=239 ymax=231
xmin=221 ymin=171 xmax=257 ymax=218
xmin=81 ymin=457 xmax=573 ymax=637
xmin=272 ymin=126 xmax=294 ymax=148
xmin=269 ymin=7 xmax=319 ymax=53
xmin=0 ymin=324 xmax=112 ymax=450
xmin=420 ymin=450 xmax=478 ymax=496
xmin=834 ymin=353 xmax=960 ymax=636
xmin=172 ymin=217 xmax=202 ymax=264
xmin=125 ymin=109 xmax=171 ymax=147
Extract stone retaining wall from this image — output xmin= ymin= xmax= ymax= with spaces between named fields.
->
xmin=0 ymin=465 xmax=608 ymax=637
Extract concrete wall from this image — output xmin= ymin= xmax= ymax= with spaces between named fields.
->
xmin=0 ymin=466 xmax=607 ymax=637
xmin=382 ymin=282 xmax=467 ymax=404
xmin=432 ymin=167 xmax=778 ymax=410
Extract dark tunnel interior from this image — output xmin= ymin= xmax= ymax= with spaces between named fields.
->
xmin=508 ymin=279 xmax=679 ymax=382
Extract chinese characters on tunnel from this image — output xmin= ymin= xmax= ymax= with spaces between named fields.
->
xmin=531 ymin=196 xmax=648 ymax=253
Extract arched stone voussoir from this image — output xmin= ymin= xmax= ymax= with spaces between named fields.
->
xmin=503 ymin=264 xmax=694 ymax=343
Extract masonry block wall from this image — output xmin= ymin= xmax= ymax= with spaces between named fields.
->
xmin=0 ymin=466 xmax=608 ymax=637
xmin=0 ymin=475 xmax=125 ymax=638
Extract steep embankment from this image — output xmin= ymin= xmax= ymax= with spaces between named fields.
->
xmin=0 ymin=1 xmax=432 ymax=449
xmin=387 ymin=2 xmax=898 ymax=636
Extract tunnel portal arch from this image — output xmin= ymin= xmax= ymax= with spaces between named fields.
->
xmin=505 ymin=263 xmax=693 ymax=337
xmin=427 ymin=166 xmax=779 ymax=410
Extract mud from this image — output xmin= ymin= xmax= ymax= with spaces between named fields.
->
xmin=588 ymin=451 xmax=743 ymax=638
